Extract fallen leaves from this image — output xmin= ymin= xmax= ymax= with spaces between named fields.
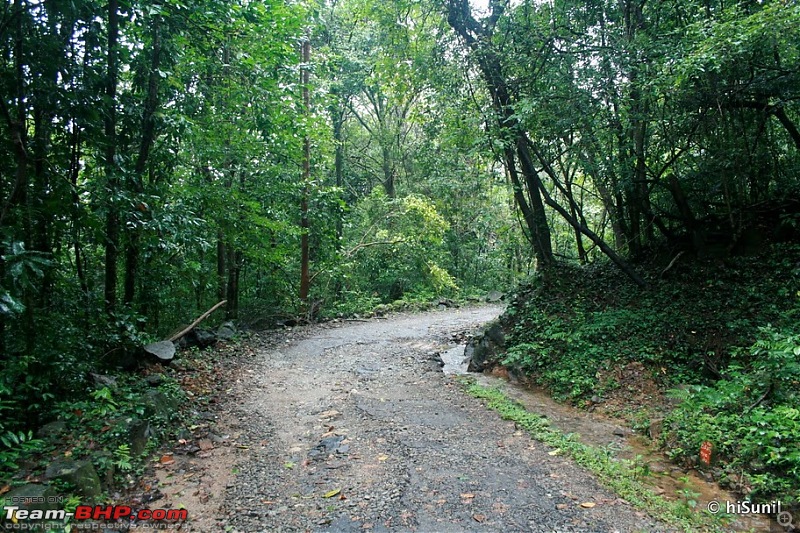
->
xmin=580 ymin=502 xmax=596 ymax=508
xmin=323 ymin=488 xmax=341 ymax=498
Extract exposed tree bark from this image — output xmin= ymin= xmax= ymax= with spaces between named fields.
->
xmin=536 ymin=180 xmax=648 ymax=287
xmin=724 ymin=100 xmax=800 ymax=151
xmin=446 ymin=0 xmax=554 ymax=269
xmin=522 ymin=136 xmax=646 ymax=286
xmin=124 ymin=15 xmax=163 ymax=306
xmin=225 ymin=247 xmax=242 ymax=319
xmin=217 ymin=232 xmax=226 ymax=300
xmin=332 ymin=107 xmax=345 ymax=248
xmin=300 ymin=38 xmax=311 ymax=302
xmin=622 ymin=0 xmax=652 ymax=256
xmin=103 ymin=0 xmax=120 ymax=313
xmin=565 ymin=177 xmax=588 ymax=264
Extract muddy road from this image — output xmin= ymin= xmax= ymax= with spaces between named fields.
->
xmin=157 ymin=306 xmax=666 ymax=532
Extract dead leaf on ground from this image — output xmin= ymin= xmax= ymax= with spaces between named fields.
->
xmin=377 ymin=454 xmax=389 ymax=462
xmin=159 ymin=455 xmax=175 ymax=465
xmin=492 ymin=502 xmax=510 ymax=514
xmin=323 ymin=488 xmax=341 ymax=498
xmin=198 ymin=439 xmax=214 ymax=451
xmin=473 ymin=514 xmax=486 ymax=523
xmin=556 ymin=503 xmax=569 ymax=510
xmin=580 ymin=502 xmax=596 ymax=508
xmin=318 ymin=410 xmax=340 ymax=420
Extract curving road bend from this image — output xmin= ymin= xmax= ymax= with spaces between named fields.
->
xmin=180 ymin=306 xmax=667 ymax=532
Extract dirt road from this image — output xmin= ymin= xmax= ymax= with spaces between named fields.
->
xmin=156 ymin=306 xmax=666 ymax=532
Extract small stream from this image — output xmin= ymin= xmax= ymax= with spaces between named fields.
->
xmin=442 ymin=345 xmax=774 ymax=532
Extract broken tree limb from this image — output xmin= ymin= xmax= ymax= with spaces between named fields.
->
xmin=660 ymin=251 xmax=685 ymax=278
xmin=168 ymin=300 xmax=227 ymax=342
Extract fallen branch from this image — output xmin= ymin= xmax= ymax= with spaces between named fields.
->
xmin=168 ymin=300 xmax=227 ymax=342
xmin=660 ymin=251 xmax=685 ymax=278
xmin=744 ymin=384 xmax=772 ymax=415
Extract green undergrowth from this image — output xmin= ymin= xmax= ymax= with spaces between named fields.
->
xmin=1 ymin=373 xmax=185 ymax=495
xmin=500 ymin=242 xmax=800 ymax=506
xmin=664 ymin=328 xmax=800 ymax=504
xmin=323 ymin=290 xmax=489 ymax=320
xmin=0 ymin=344 xmax=234 ymax=504
xmin=462 ymin=381 xmax=725 ymax=532
xmin=503 ymin=243 xmax=800 ymax=401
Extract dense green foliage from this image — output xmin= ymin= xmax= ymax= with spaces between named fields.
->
xmin=500 ymin=244 xmax=800 ymax=504
xmin=504 ymin=245 xmax=800 ymax=400
xmin=1 ymin=0 xmax=799 ymax=511
xmin=665 ymin=328 xmax=800 ymax=503
xmin=0 ymin=0 xmax=520 ymax=456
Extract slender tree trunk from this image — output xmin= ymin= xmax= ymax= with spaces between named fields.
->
xmin=446 ymin=0 xmax=554 ymax=269
xmin=104 ymin=0 xmax=120 ymax=313
xmin=124 ymin=16 xmax=162 ymax=306
xmin=217 ymin=234 xmax=226 ymax=301
xmin=381 ymin=144 xmax=395 ymax=198
xmin=299 ymin=39 xmax=311 ymax=302
xmin=225 ymin=247 xmax=241 ymax=319
xmin=332 ymin=109 xmax=345 ymax=249
xmin=566 ymin=179 xmax=588 ymax=263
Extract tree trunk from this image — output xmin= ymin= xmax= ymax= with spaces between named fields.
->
xmin=332 ymin=108 xmax=345 ymax=249
xmin=103 ymin=0 xmax=120 ymax=313
xmin=445 ymin=0 xmax=554 ymax=270
xmin=300 ymin=38 xmax=311 ymax=302
xmin=124 ymin=15 xmax=162 ymax=306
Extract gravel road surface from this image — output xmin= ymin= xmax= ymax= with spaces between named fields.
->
xmin=160 ymin=306 xmax=668 ymax=532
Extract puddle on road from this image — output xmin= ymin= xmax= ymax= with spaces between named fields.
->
xmin=441 ymin=346 xmax=470 ymax=375
xmin=442 ymin=345 xmax=773 ymax=532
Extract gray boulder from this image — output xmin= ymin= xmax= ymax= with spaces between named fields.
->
xmin=44 ymin=459 xmax=102 ymax=501
xmin=3 ymin=484 xmax=60 ymax=518
xmin=144 ymin=340 xmax=176 ymax=362
xmin=113 ymin=417 xmax=153 ymax=456
xmin=141 ymin=389 xmax=178 ymax=420
xmin=216 ymin=321 xmax=237 ymax=341
xmin=36 ymin=420 xmax=67 ymax=439
xmin=486 ymin=290 xmax=504 ymax=302
xmin=465 ymin=320 xmax=506 ymax=373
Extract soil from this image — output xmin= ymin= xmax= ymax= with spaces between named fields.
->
xmin=134 ymin=305 xmax=680 ymax=532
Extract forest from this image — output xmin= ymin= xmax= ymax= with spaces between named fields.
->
xmin=1 ymin=0 xmax=799 ymax=520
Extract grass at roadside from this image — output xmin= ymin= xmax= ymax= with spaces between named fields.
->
xmin=460 ymin=379 xmax=728 ymax=532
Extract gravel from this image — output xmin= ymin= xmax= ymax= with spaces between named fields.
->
xmin=180 ymin=306 xmax=671 ymax=532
